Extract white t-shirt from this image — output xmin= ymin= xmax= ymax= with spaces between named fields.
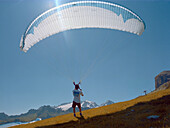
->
xmin=73 ymin=89 xmax=83 ymax=103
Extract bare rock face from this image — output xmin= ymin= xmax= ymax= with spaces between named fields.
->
xmin=155 ymin=71 xmax=170 ymax=90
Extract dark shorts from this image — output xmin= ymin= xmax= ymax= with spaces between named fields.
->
xmin=72 ymin=101 xmax=81 ymax=108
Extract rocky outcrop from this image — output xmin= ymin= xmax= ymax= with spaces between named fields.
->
xmin=155 ymin=71 xmax=170 ymax=90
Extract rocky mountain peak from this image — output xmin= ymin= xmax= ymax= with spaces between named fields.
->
xmin=155 ymin=71 xmax=170 ymax=89
xmin=100 ymin=100 xmax=114 ymax=106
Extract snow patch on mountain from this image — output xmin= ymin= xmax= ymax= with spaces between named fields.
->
xmin=100 ymin=100 xmax=114 ymax=106
xmin=54 ymin=100 xmax=114 ymax=111
xmin=81 ymin=100 xmax=99 ymax=108
xmin=55 ymin=100 xmax=99 ymax=111
xmin=55 ymin=102 xmax=72 ymax=111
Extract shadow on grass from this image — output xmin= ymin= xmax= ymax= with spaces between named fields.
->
xmin=75 ymin=115 xmax=85 ymax=120
xmin=36 ymin=95 xmax=170 ymax=128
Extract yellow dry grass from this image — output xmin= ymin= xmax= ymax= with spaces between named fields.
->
xmin=10 ymin=89 xmax=170 ymax=128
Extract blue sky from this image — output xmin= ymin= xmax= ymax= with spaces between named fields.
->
xmin=0 ymin=0 xmax=170 ymax=115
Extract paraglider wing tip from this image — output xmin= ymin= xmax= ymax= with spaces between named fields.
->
xmin=20 ymin=47 xmax=27 ymax=53
xmin=19 ymin=35 xmax=27 ymax=52
xmin=23 ymin=49 xmax=27 ymax=53
xmin=20 ymin=46 xmax=23 ymax=51
xmin=20 ymin=35 xmax=24 ymax=50
xmin=138 ymin=31 xmax=143 ymax=36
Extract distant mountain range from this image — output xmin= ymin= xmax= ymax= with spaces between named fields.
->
xmin=54 ymin=100 xmax=99 ymax=111
xmin=0 ymin=100 xmax=114 ymax=125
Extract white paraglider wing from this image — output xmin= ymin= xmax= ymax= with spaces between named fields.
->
xmin=20 ymin=1 xmax=145 ymax=52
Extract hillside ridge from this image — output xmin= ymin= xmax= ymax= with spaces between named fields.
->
xmin=10 ymin=89 xmax=170 ymax=128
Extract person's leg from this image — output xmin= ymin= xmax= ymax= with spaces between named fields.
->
xmin=79 ymin=106 xmax=81 ymax=113
xmin=73 ymin=107 xmax=75 ymax=114
xmin=72 ymin=101 xmax=76 ymax=117
xmin=73 ymin=107 xmax=76 ymax=117
xmin=78 ymin=103 xmax=82 ymax=116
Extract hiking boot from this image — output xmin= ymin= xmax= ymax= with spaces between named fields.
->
xmin=80 ymin=113 xmax=83 ymax=116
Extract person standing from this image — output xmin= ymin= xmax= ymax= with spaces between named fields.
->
xmin=72 ymin=81 xmax=84 ymax=117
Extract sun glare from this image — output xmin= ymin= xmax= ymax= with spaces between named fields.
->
xmin=54 ymin=0 xmax=60 ymax=7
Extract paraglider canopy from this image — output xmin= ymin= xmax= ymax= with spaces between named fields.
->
xmin=20 ymin=1 xmax=145 ymax=52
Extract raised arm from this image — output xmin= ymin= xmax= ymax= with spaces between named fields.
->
xmin=78 ymin=80 xmax=82 ymax=85
xmin=73 ymin=81 xmax=76 ymax=85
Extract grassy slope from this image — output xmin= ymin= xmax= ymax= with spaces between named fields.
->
xmin=11 ymin=89 xmax=170 ymax=128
